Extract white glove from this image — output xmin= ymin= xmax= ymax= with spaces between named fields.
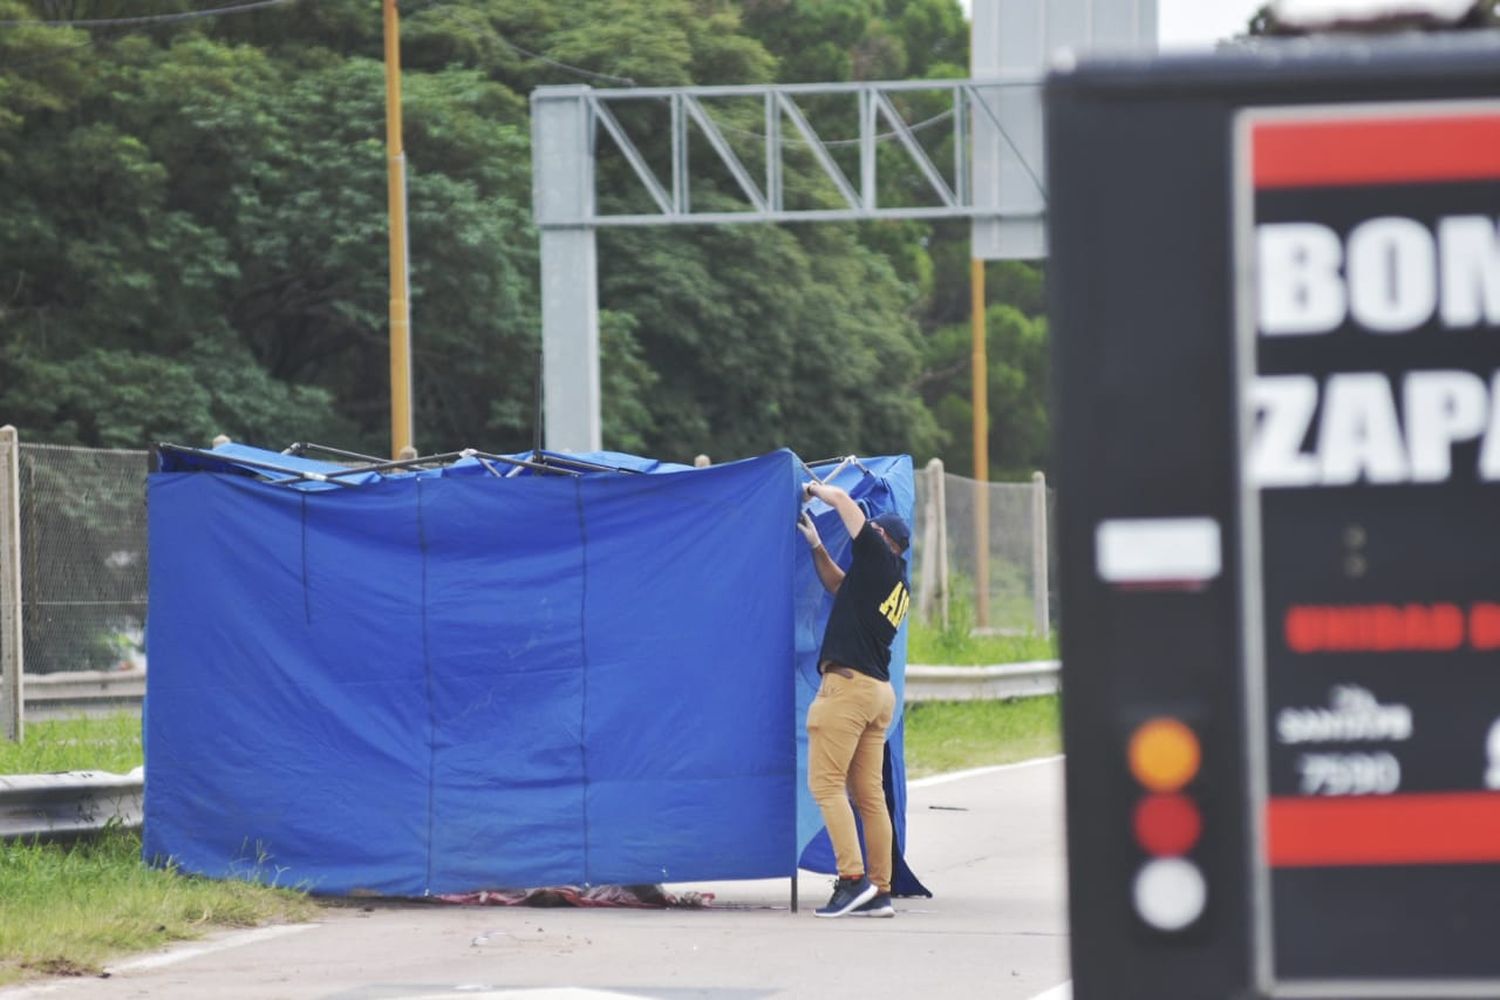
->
xmin=796 ymin=511 xmax=822 ymax=550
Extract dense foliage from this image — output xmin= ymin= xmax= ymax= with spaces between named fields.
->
xmin=0 ymin=0 xmax=1048 ymax=474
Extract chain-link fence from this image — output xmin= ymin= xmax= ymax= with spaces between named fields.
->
xmin=911 ymin=460 xmax=1056 ymax=636
xmin=0 ymin=440 xmax=1046 ymax=687
xmin=12 ymin=443 xmax=149 ymax=675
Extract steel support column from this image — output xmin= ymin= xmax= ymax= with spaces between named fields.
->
xmin=540 ymin=228 xmax=601 ymax=452
xmin=970 ymin=0 xmax=1156 ymax=261
xmin=532 ymin=86 xmax=602 ymax=453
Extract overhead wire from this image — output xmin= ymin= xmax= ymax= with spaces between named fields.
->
xmin=490 ymin=33 xmax=635 ymax=87
xmin=403 ymin=1 xmax=636 ymax=86
xmin=0 ymin=0 xmax=1028 ymax=194
xmin=0 ymin=1 xmax=1043 ymax=199
xmin=0 ymin=0 xmax=310 ymax=70
xmin=967 ymin=88 xmax=1048 ymax=202
xmin=0 ymin=0 xmax=305 ymax=29
xmin=1 ymin=0 xmax=636 ymax=90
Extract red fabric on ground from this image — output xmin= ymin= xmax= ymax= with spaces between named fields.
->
xmin=434 ymin=884 xmax=714 ymax=908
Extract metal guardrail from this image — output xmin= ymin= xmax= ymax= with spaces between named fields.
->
xmin=22 ymin=667 xmax=146 ymax=721
xmin=904 ymin=660 xmax=1060 ymax=702
xmin=10 ymin=670 xmax=147 ymax=838
xmin=20 ymin=663 xmax=1061 ymax=715
xmin=0 ymin=767 xmax=143 ymax=840
xmin=1 ymin=663 xmax=1059 ymax=841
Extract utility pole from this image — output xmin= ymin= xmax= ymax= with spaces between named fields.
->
xmin=383 ymin=0 xmax=414 ymax=458
xmin=971 ymin=257 xmax=990 ymax=629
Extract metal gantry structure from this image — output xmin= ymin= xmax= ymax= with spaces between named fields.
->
xmin=534 ymin=77 xmax=1045 ymax=228
xmin=530 ymin=76 xmax=1044 ymax=451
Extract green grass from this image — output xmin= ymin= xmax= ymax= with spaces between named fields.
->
xmin=905 ymin=567 xmax=1058 ymax=666
xmin=1 ymin=717 xmax=313 ymax=986
xmin=907 ymin=619 xmax=1058 ymax=665
xmin=0 ymin=714 xmax=142 ymax=775
xmin=902 ymin=695 xmax=1061 ymax=779
xmin=0 ymin=826 xmax=316 ymax=986
xmin=904 ymin=606 xmax=1063 ymax=776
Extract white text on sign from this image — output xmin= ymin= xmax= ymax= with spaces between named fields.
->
xmin=1251 ymin=213 xmax=1500 ymax=487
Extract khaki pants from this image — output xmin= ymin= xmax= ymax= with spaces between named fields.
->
xmin=806 ymin=668 xmax=896 ymax=892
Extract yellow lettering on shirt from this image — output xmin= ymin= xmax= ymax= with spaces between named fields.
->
xmin=879 ymin=581 xmax=911 ymax=628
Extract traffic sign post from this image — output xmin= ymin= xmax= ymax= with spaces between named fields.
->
xmin=1048 ymin=36 xmax=1500 ymax=1000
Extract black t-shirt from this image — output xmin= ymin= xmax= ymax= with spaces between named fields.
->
xmin=818 ymin=520 xmax=910 ymax=682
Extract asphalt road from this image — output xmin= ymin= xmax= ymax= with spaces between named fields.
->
xmin=2 ymin=757 xmax=1070 ymax=1000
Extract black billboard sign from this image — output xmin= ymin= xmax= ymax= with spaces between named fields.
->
xmin=1238 ymin=101 xmax=1500 ymax=993
xmin=1047 ymin=36 xmax=1500 ymax=1000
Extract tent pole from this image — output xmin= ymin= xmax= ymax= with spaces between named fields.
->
xmin=790 ymin=872 xmax=798 ymax=913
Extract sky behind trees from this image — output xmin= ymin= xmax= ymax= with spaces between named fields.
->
xmin=955 ymin=0 xmax=1261 ymax=47
xmin=1158 ymin=0 xmax=1262 ymax=46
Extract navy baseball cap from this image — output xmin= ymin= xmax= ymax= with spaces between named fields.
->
xmin=871 ymin=512 xmax=911 ymax=551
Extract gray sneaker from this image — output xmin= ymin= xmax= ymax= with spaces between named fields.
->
xmin=815 ymin=876 xmax=878 ymax=917
xmin=851 ymin=892 xmax=895 ymax=917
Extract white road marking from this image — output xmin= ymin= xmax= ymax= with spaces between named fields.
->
xmin=398 ymin=991 xmax=644 ymax=999
xmin=106 ymin=922 xmax=316 ymax=973
xmin=0 ymin=980 xmax=71 ymax=999
xmin=1028 ymin=982 xmax=1073 ymax=1000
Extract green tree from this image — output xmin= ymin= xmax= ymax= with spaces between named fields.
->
xmin=0 ymin=0 xmax=985 ymax=468
xmin=735 ymin=0 xmax=1050 ymax=477
xmin=600 ymin=218 xmax=941 ymax=461
xmin=0 ymin=26 xmax=543 ymax=454
xmin=919 ymin=261 xmax=1049 ymax=479
xmin=741 ymin=0 xmax=965 ymax=82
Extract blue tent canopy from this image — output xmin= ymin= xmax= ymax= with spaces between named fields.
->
xmin=145 ymin=444 xmax=925 ymax=897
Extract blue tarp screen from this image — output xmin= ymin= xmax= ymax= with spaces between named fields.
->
xmin=144 ymin=446 xmax=918 ymax=896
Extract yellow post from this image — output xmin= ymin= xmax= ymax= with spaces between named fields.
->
xmin=971 ymin=257 xmax=990 ymax=629
xmin=384 ymin=0 xmax=414 ymax=458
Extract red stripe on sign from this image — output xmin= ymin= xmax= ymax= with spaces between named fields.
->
xmin=1253 ymin=114 xmax=1500 ymax=188
xmin=1268 ymin=792 xmax=1500 ymax=867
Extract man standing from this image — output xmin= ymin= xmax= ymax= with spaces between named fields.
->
xmin=797 ymin=480 xmax=912 ymax=918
